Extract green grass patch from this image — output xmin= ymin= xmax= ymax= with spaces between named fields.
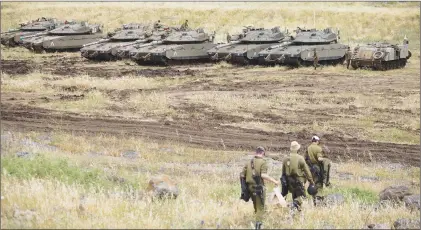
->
xmin=328 ymin=186 xmax=378 ymax=204
xmin=1 ymin=154 xmax=139 ymax=190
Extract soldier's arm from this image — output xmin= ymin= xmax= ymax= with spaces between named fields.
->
xmin=260 ymin=162 xmax=280 ymax=185
xmin=240 ymin=163 xmax=247 ymax=178
xmin=301 ymin=159 xmax=315 ymax=184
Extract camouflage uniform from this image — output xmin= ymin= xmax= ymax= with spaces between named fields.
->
xmin=282 ymin=147 xmax=314 ymax=210
xmin=240 ymin=156 xmax=267 ymax=223
xmin=180 ymin=20 xmax=189 ymax=31
xmin=345 ymin=49 xmax=352 ymax=69
xmin=306 ymin=142 xmax=331 ymax=194
xmin=313 ymin=50 xmax=319 ymax=70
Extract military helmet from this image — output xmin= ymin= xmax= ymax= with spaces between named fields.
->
xmin=307 ymin=184 xmax=318 ymax=195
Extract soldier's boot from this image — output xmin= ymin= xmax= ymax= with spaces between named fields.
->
xmin=291 ymin=200 xmax=301 ymax=212
xmin=255 ymin=221 xmax=263 ymax=230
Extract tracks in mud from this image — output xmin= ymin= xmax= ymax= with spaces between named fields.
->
xmin=1 ymin=103 xmax=419 ymax=166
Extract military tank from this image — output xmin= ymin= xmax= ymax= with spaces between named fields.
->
xmin=1 ymin=17 xmax=59 ymax=47
xmin=350 ymin=40 xmax=411 ymax=70
xmin=130 ymin=28 xmax=216 ymax=65
xmin=258 ymin=27 xmax=348 ymax=66
xmin=80 ymin=23 xmax=152 ymax=61
xmin=25 ymin=21 xmax=104 ymax=53
xmin=207 ymin=26 xmax=287 ymax=65
xmin=112 ymin=27 xmax=179 ymax=59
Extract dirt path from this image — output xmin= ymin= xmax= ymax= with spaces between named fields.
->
xmin=2 ymin=102 xmax=419 ymax=166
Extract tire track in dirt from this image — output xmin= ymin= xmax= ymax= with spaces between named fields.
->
xmin=1 ymin=103 xmax=419 ymax=166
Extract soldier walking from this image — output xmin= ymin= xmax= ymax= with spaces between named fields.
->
xmin=313 ymin=49 xmax=319 ymax=70
xmin=281 ymin=141 xmax=314 ymax=212
xmin=305 ymin=136 xmax=332 ymax=205
xmin=345 ymin=47 xmax=352 ymax=69
xmin=180 ymin=20 xmax=189 ymax=31
xmin=226 ymin=32 xmax=231 ymax=43
xmin=240 ymin=146 xmax=280 ymax=230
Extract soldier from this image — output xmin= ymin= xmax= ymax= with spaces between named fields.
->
xmin=226 ymin=32 xmax=231 ymax=43
xmin=281 ymin=141 xmax=314 ymax=212
xmin=313 ymin=49 xmax=319 ymax=70
xmin=345 ymin=47 xmax=352 ymax=69
xmin=305 ymin=136 xmax=332 ymax=204
xmin=240 ymin=146 xmax=280 ymax=230
xmin=154 ymin=20 xmax=162 ymax=29
xmin=180 ymin=20 xmax=189 ymax=31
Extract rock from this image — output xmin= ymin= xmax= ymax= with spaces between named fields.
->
xmin=337 ymin=172 xmax=353 ymax=180
xmin=403 ymin=194 xmax=420 ymax=211
xmin=379 ymin=186 xmax=412 ymax=202
xmin=324 ymin=193 xmax=345 ymax=205
xmin=360 ymin=176 xmax=379 ymax=182
xmin=107 ymin=175 xmax=126 ymax=184
xmin=16 ymin=151 xmax=32 ymax=158
xmin=13 ymin=208 xmax=37 ymax=221
xmin=367 ymin=223 xmax=389 ymax=229
xmin=122 ymin=150 xmax=139 ymax=159
xmin=147 ymin=175 xmax=179 ymax=199
xmin=393 ymin=218 xmax=420 ymax=229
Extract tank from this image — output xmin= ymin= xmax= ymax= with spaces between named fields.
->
xmin=258 ymin=27 xmax=348 ymax=66
xmin=130 ymin=28 xmax=216 ymax=65
xmin=350 ymin=40 xmax=411 ymax=70
xmin=25 ymin=21 xmax=104 ymax=53
xmin=80 ymin=23 xmax=152 ymax=61
xmin=113 ymin=27 xmax=177 ymax=59
xmin=1 ymin=17 xmax=60 ymax=47
xmin=207 ymin=26 xmax=287 ymax=65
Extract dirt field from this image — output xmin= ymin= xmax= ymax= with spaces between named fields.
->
xmin=1 ymin=48 xmax=420 ymax=166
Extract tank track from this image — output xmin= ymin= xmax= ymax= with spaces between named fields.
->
xmin=351 ymin=58 xmax=407 ymax=71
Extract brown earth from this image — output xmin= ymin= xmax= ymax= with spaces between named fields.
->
xmin=1 ymin=54 xmax=420 ymax=166
xmin=1 ymin=102 xmax=420 ymax=166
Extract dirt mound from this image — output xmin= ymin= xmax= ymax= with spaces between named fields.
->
xmin=1 ymin=60 xmax=33 ymax=75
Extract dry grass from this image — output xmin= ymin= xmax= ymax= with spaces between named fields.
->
xmin=1 ymin=2 xmax=419 ymax=52
xmin=1 ymin=130 xmax=419 ymax=229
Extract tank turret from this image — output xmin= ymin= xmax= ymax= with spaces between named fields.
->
xmin=130 ymin=28 xmax=216 ymax=65
xmin=207 ymin=26 xmax=287 ymax=65
xmin=258 ymin=27 xmax=348 ymax=66
xmin=25 ymin=21 xmax=104 ymax=53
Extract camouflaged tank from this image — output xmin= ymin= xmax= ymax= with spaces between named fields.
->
xmin=109 ymin=26 xmax=176 ymax=60
xmin=1 ymin=17 xmax=60 ymax=47
xmin=25 ymin=21 xmax=104 ymax=53
xmin=207 ymin=26 xmax=287 ymax=65
xmin=130 ymin=28 xmax=216 ymax=65
xmin=350 ymin=40 xmax=411 ymax=70
xmin=80 ymin=23 xmax=152 ymax=61
xmin=258 ymin=27 xmax=348 ymax=66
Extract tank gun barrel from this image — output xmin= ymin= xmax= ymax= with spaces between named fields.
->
xmin=82 ymin=38 xmax=111 ymax=47
xmin=20 ymin=31 xmax=49 ymax=40
xmin=215 ymin=41 xmax=240 ymax=49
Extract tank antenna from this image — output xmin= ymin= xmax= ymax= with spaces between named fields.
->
xmin=313 ymin=10 xmax=316 ymax=28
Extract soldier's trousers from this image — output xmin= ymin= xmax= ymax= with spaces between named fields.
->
xmin=313 ymin=60 xmax=319 ymax=69
xmin=248 ymin=185 xmax=265 ymax=222
xmin=312 ymin=159 xmax=331 ymax=194
xmin=287 ymin=177 xmax=306 ymax=208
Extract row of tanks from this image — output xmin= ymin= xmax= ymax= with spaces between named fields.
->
xmin=2 ymin=18 xmax=104 ymax=53
xmin=1 ymin=18 xmax=412 ymax=70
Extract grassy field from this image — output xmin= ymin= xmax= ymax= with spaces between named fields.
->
xmin=1 ymin=2 xmax=420 ymax=229
xmin=1 ymin=2 xmax=420 ymax=54
xmin=1 ymin=130 xmax=419 ymax=229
